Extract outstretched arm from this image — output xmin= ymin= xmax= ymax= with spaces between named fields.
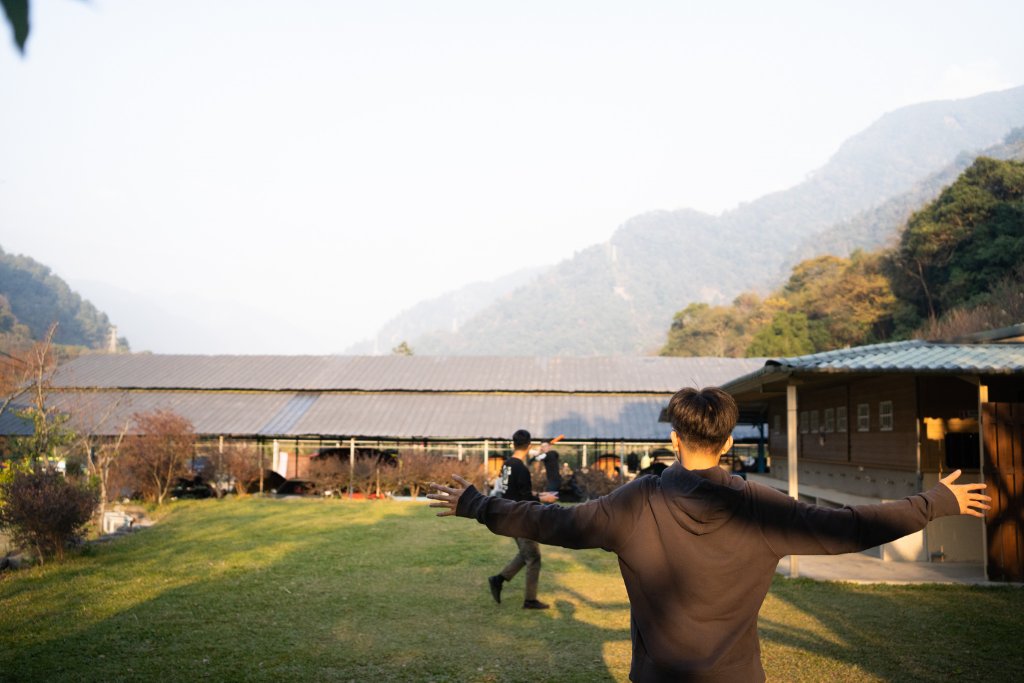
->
xmin=939 ymin=469 xmax=991 ymax=517
xmin=757 ymin=469 xmax=988 ymax=558
xmin=428 ymin=473 xmax=643 ymax=552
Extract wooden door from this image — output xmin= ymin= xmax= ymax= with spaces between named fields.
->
xmin=982 ymin=403 xmax=1024 ymax=582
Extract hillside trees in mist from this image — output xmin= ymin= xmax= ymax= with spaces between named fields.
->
xmin=0 ymin=246 xmax=127 ymax=353
xmin=889 ymin=156 xmax=1024 ymax=321
xmin=661 ymin=156 xmax=1024 ymax=358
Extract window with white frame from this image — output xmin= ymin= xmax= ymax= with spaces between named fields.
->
xmin=810 ymin=410 xmax=820 ymax=433
xmin=857 ymin=403 xmax=870 ymax=431
xmin=879 ymin=401 xmax=894 ymax=431
xmin=800 ymin=411 xmax=809 ymax=434
xmin=837 ymin=406 xmax=848 ymax=433
xmin=824 ymin=408 xmax=835 ymax=433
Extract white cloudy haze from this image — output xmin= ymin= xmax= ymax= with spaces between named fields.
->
xmin=2 ymin=1 xmax=1023 ymax=353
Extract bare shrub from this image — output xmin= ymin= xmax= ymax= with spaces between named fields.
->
xmin=447 ymin=457 xmax=485 ymax=491
xmin=398 ymin=450 xmax=449 ymax=499
xmin=376 ymin=455 xmax=402 ymax=496
xmin=122 ymin=410 xmax=196 ymax=505
xmin=574 ymin=468 xmax=621 ymax=500
xmin=350 ymin=457 xmax=377 ymax=496
xmin=218 ymin=442 xmax=261 ymax=496
xmin=0 ymin=467 xmax=98 ymax=563
xmin=308 ymin=455 xmax=349 ymax=496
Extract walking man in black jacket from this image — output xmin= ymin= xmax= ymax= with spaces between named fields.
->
xmin=428 ymin=387 xmax=990 ymax=682
xmin=488 ymin=429 xmax=558 ymax=609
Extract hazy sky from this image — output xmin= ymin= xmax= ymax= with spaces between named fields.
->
xmin=2 ymin=1 xmax=1023 ymax=354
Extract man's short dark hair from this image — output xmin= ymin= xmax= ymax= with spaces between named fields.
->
xmin=667 ymin=387 xmax=738 ymax=452
xmin=512 ymin=429 xmax=532 ymax=449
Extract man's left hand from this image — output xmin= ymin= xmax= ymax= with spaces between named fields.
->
xmin=427 ymin=474 xmax=471 ymax=517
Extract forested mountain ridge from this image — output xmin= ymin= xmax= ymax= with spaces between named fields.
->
xmin=0 ymin=246 xmax=127 ymax=352
xmin=406 ymin=85 xmax=1024 ymax=356
xmin=790 ymin=127 xmax=1024 ymax=263
xmin=660 ymin=156 xmax=1024 ymax=358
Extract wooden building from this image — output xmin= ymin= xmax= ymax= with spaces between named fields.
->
xmin=721 ymin=325 xmax=1024 ymax=581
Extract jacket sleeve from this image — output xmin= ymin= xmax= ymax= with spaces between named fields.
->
xmin=456 ymin=480 xmax=646 ymax=553
xmin=752 ymin=482 xmax=960 ymax=558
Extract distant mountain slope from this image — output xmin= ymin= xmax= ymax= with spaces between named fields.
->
xmin=791 ymin=127 xmax=1024 ymax=262
xmin=0 ymin=245 xmax=126 ymax=351
xmin=345 ymin=266 xmax=548 ymax=354
xmin=409 ymin=85 xmax=1024 ymax=356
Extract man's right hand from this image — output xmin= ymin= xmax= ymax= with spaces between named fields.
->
xmin=427 ymin=474 xmax=472 ymax=517
xmin=939 ymin=469 xmax=991 ymax=518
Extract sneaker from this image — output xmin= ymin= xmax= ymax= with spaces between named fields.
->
xmin=522 ymin=599 xmax=549 ymax=610
xmin=488 ymin=575 xmax=504 ymax=604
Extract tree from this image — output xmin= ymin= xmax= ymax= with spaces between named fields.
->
xmin=1 ymin=0 xmax=28 ymax=53
xmin=217 ymin=442 xmax=262 ymax=496
xmin=889 ymin=157 xmax=1024 ymax=322
xmin=746 ymin=311 xmax=815 ymax=357
xmin=88 ymin=418 xmax=130 ymax=521
xmin=660 ymin=294 xmax=773 ymax=357
xmin=123 ymin=410 xmax=195 ymax=505
xmin=391 ymin=341 xmax=414 ymax=356
xmin=398 ymin=450 xmax=446 ymax=499
xmin=4 ymin=324 xmax=76 ymax=464
xmin=781 ymin=252 xmax=898 ymax=350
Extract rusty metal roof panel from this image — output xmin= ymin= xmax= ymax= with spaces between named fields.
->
xmin=51 ymin=355 xmax=764 ymax=393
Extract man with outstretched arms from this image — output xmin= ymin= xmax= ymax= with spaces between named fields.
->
xmin=428 ymin=387 xmax=990 ymax=682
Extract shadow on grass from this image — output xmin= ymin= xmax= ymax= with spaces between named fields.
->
xmin=761 ymin=576 xmax=1024 ymax=682
xmin=1 ymin=498 xmax=633 ymax=682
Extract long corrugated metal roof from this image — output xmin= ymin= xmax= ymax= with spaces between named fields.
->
xmin=51 ymin=355 xmax=764 ymax=393
xmin=19 ymin=354 xmax=770 ymax=442
xmin=45 ymin=391 xmax=296 ymax=437
xmin=290 ymin=393 xmax=669 ymax=440
xmin=39 ymin=390 xmax=677 ymax=441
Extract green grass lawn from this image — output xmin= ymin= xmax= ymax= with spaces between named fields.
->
xmin=1 ymin=497 xmax=1021 ymax=682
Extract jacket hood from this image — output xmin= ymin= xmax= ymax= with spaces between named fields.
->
xmin=658 ymin=462 xmax=746 ymax=535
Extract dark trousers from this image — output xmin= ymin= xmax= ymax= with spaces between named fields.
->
xmin=500 ymin=537 xmax=541 ymax=601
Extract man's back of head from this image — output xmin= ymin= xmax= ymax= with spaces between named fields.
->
xmin=667 ymin=387 xmax=738 ymax=453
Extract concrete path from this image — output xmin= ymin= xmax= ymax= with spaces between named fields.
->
xmin=775 ymin=554 xmax=1003 ymax=585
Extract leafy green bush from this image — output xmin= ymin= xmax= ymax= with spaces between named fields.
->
xmin=0 ymin=467 xmax=98 ymax=563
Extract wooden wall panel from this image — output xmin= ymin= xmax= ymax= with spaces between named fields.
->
xmin=848 ymin=376 xmax=917 ymax=470
xmin=984 ymin=402 xmax=1024 ymax=582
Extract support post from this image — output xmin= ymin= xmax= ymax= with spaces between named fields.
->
xmin=757 ymin=422 xmax=766 ymax=473
xmin=787 ymin=383 xmax=799 ymax=579
xmin=458 ymin=443 xmax=463 ymax=462
xmin=483 ymin=440 xmax=490 ymax=494
xmin=978 ymin=380 xmax=989 ymax=580
xmin=582 ymin=443 xmax=588 ymax=469
xmin=348 ymin=437 xmax=356 ymax=499
xmin=259 ymin=439 xmax=265 ymax=494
